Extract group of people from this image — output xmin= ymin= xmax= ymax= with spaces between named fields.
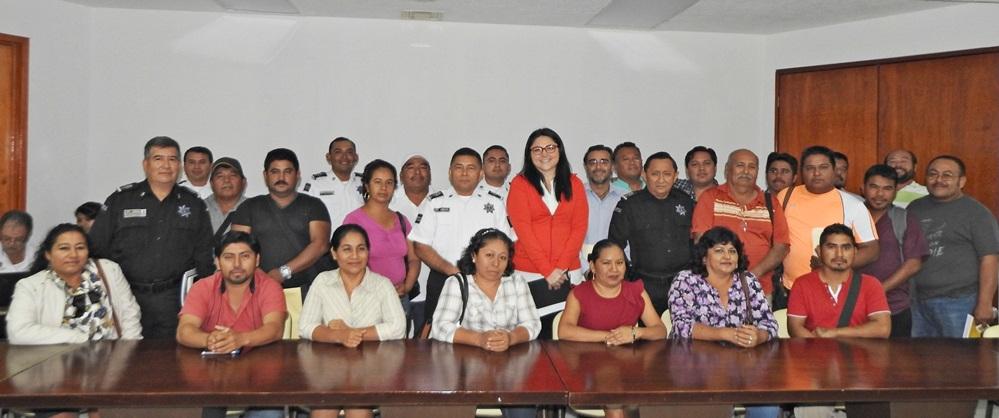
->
xmin=2 ymin=128 xmax=998 ymax=418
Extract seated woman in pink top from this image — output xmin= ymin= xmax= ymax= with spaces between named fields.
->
xmin=557 ymin=239 xmax=666 ymax=418
xmin=342 ymin=159 xmax=420 ymax=323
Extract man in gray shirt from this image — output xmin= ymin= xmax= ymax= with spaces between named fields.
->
xmin=203 ymin=157 xmax=247 ymax=234
xmin=908 ymin=155 xmax=999 ymax=337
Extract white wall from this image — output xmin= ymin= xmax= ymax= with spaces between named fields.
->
xmin=0 ymin=0 xmax=91 ymax=240
xmin=760 ymin=3 xmax=999 ymax=144
xmin=86 ymin=9 xmax=768 ymax=204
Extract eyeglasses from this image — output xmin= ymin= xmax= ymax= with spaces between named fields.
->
xmin=585 ymin=158 xmax=611 ymax=166
xmin=530 ymin=144 xmax=559 ymax=155
xmin=926 ymin=172 xmax=959 ymax=182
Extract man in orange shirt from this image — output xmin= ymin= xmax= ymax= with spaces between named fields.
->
xmin=778 ymin=145 xmax=879 ymax=291
xmin=692 ymin=149 xmax=790 ymax=303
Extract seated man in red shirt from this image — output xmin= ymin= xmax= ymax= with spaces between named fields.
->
xmin=788 ymin=223 xmax=891 ymax=338
xmin=177 ymin=231 xmax=288 ymax=418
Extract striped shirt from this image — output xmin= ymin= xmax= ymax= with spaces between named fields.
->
xmin=299 ymin=268 xmax=406 ymax=341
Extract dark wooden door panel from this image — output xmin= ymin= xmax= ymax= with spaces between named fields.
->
xmin=879 ymin=52 xmax=999 ymax=217
xmin=776 ymin=66 xmax=879 ymax=193
xmin=0 ymin=33 xmax=28 ymax=214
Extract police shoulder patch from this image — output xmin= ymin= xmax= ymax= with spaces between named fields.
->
xmin=429 ymin=191 xmax=444 ymax=200
xmin=116 ymin=182 xmax=138 ymax=192
xmin=414 ymin=213 xmax=423 ymax=224
xmin=303 ymin=183 xmax=312 ymax=192
xmin=312 ymin=172 xmax=328 ymax=180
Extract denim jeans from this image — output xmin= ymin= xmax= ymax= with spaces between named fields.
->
xmin=911 ymin=293 xmax=977 ymax=337
xmin=745 ymin=405 xmax=782 ymax=418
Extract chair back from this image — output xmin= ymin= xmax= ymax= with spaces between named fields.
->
xmin=773 ymin=308 xmax=790 ymax=339
xmin=983 ymin=325 xmax=999 ymax=339
xmin=660 ymin=310 xmax=672 ymax=335
xmin=552 ymin=311 xmax=564 ymax=341
xmin=283 ymin=287 xmax=303 ymax=340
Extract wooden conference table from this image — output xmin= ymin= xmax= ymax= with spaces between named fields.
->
xmin=1 ymin=338 xmax=998 ymax=417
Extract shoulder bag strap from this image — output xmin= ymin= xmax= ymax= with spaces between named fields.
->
xmin=780 ymin=185 xmax=795 ymax=210
xmin=738 ymin=272 xmax=754 ymax=326
xmin=93 ymin=259 xmax=123 ymax=338
xmin=396 ymin=211 xmax=409 ymax=266
xmin=836 ymin=271 xmax=864 ymax=328
xmin=213 ymin=211 xmax=235 ymax=244
xmin=457 ymin=273 xmax=470 ymax=323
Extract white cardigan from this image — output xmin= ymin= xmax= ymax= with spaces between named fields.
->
xmin=6 ymin=259 xmax=143 ymax=344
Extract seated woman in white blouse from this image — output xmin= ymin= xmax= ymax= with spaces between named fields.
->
xmin=6 ymin=223 xmax=143 ymax=418
xmin=300 ymin=223 xmax=406 ymax=418
xmin=430 ymin=228 xmax=540 ymax=418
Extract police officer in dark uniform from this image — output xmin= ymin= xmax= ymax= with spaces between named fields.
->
xmin=608 ymin=151 xmax=694 ymax=315
xmin=90 ymin=136 xmax=215 ymax=339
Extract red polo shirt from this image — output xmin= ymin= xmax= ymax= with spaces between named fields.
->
xmin=179 ymin=269 xmax=287 ymax=333
xmin=787 ymin=271 xmax=890 ymax=331
xmin=692 ymin=183 xmax=790 ymax=294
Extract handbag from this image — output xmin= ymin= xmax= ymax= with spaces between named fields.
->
xmin=93 ymin=259 xmax=123 ymax=338
xmin=419 ymin=273 xmax=469 ymax=339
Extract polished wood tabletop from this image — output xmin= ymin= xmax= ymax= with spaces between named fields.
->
xmin=545 ymin=338 xmax=999 ymax=406
xmin=0 ymin=344 xmax=79 ymax=382
xmin=0 ymin=339 xmax=565 ymax=409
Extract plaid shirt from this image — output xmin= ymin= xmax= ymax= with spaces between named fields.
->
xmin=430 ymin=274 xmax=541 ymax=343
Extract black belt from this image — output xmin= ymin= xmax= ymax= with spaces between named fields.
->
xmin=130 ymin=277 xmax=182 ymax=294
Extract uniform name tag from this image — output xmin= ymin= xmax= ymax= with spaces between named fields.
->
xmin=320 ymin=191 xmax=335 ymax=196
xmin=124 ymin=209 xmax=147 ymax=218
xmin=434 ymin=207 xmax=450 ymax=212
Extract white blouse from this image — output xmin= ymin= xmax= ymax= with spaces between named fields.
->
xmin=299 ymin=268 xmax=406 ymax=341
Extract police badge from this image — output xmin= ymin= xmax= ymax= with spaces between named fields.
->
xmin=674 ymin=204 xmax=686 ymax=217
xmin=177 ymin=205 xmax=192 ymax=218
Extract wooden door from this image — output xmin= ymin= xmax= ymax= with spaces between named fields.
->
xmin=879 ymin=52 xmax=999 ymax=217
xmin=0 ymin=33 xmax=28 ymax=213
xmin=776 ymin=66 xmax=879 ymax=193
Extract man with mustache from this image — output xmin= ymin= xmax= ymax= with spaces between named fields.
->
xmin=884 ymin=149 xmax=928 ymax=208
xmin=692 ymin=149 xmax=789 ymax=303
xmin=303 ymin=136 xmax=364 ymax=230
xmin=178 ymin=231 xmax=287 ymax=418
xmin=90 ymin=136 xmax=215 ymax=338
xmin=787 ymin=223 xmax=891 ymax=338
xmin=231 ymin=148 xmax=332 ymax=296
xmin=0 ymin=210 xmax=33 ymax=273
xmin=179 ymin=146 xmax=214 ymax=199
xmin=764 ymin=152 xmax=797 ymax=194
xmin=203 ymin=157 xmax=247 ymax=234
xmin=908 ymin=155 xmax=999 ymax=337
xmin=859 ymin=164 xmax=928 ymax=337
xmin=581 ymin=145 xmax=625 ymax=266
xmin=389 ymin=154 xmax=434 ymax=333
xmin=610 ymin=142 xmax=645 ymax=193
xmin=478 ymin=145 xmax=512 ymax=201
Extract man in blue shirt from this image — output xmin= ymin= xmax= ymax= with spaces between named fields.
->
xmin=581 ymin=145 xmax=624 ymax=266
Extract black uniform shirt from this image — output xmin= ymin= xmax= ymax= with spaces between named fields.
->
xmin=608 ymin=188 xmax=695 ymax=279
xmin=90 ymin=180 xmax=215 ymax=284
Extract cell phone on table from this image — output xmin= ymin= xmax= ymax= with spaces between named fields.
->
xmin=200 ymin=348 xmax=241 ymax=357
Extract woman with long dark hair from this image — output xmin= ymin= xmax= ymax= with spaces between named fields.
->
xmin=506 ymin=127 xmax=588 ymax=339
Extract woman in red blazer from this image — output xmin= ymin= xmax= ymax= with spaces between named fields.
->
xmin=507 ymin=127 xmax=588 ymax=339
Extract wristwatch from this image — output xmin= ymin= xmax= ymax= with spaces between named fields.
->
xmin=279 ymin=265 xmax=292 ymax=281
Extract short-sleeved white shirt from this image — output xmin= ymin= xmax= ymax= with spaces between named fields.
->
xmin=302 ymin=170 xmax=365 ymax=230
xmin=408 ymin=187 xmax=515 ymax=266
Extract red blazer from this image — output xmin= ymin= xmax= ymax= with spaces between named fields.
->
xmin=506 ymin=174 xmax=588 ymax=276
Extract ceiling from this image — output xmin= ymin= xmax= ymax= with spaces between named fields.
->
xmin=59 ymin=0 xmax=976 ymax=34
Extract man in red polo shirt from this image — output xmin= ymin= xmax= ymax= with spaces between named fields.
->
xmin=178 ymin=231 xmax=287 ymax=418
xmin=788 ymin=223 xmax=890 ymax=338
xmin=178 ymin=231 xmax=287 ymax=352
xmin=692 ymin=149 xmax=790 ymax=302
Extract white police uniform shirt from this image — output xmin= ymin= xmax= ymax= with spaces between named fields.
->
xmin=389 ymin=186 xmax=431 ymax=302
xmin=178 ymin=179 xmax=213 ymax=199
xmin=303 ymin=170 xmax=365 ymax=230
xmin=477 ymin=180 xmax=510 ymax=203
xmin=0 ymin=246 xmax=34 ymax=273
xmin=408 ymin=187 xmax=516 ymax=267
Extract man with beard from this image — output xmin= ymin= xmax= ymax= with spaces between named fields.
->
xmin=609 ymin=152 xmax=694 ymax=315
xmin=581 ymin=145 xmax=625 ymax=265
xmin=204 ymin=157 xmax=247 ymax=234
xmin=765 ymin=152 xmax=798 ymax=194
xmin=908 ymin=156 xmax=999 ymax=337
xmin=478 ymin=145 xmax=511 ymax=201
xmin=858 ymin=164 xmax=928 ymax=337
xmin=692 ymin=149 xmax=789 ymax=302
xmin=610 ymin=142 xmax=645 ymax=193
xmin=884 ymin=149 xmax=928 ymax=208
xmin=231 ymin=148 xmax=332 ymax=295
xmin=178 ymin=231 xmax=286 ymax=418
xmin=304 ymin=136 xmax=364 ymax=229
xmin=788 ymin=223 xmax=891 ymax=338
